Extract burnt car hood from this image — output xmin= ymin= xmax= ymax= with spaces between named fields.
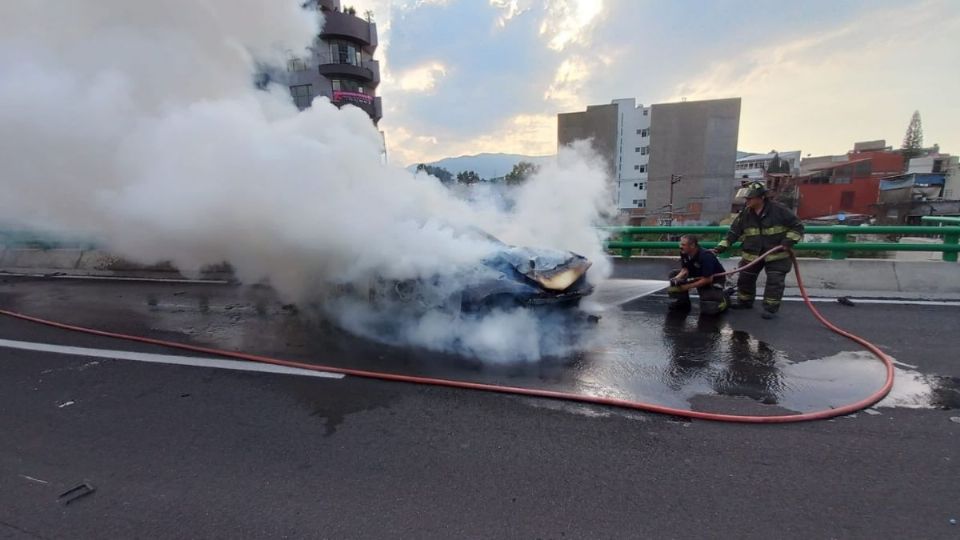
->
xmin=449 ymin=245 xmax=594 ymax=308
xmin=492 ymin=246 xmax=592 ymax=291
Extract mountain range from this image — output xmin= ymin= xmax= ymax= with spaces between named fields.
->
xmin=406 ymin=153 xmax=555 ymax=180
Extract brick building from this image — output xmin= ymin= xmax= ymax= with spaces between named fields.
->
xmin=795 ymin=144 xmax=904 ymax=219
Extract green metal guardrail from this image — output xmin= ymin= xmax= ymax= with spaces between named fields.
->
xmin=4 ymin=225 xmax=959 ymax=263
xmin=604 ymin=225 xmax=960 ymax=262
xmin=0 ymin=230 xmax=97 ymax=250
xmin=921 ymin=216 xmax=960 ymax=225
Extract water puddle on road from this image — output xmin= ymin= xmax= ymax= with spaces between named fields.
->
xmin=776 ymin=351 xmax=960 ymax=412
xmin=584 ymin=304 xmax=960 ymax=414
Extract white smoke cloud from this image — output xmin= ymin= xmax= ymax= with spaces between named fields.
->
xmin=0 ymin=0 xmax=614 ymax=361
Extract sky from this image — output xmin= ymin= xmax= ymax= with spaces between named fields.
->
xmin=343 ymin=0 xmax=960 ymax=167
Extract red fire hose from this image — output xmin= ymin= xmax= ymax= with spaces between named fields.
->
xmin=0 ymin=247 xmax=894 ymax=423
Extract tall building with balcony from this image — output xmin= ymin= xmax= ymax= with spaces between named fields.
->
xmin=280 ymin=0 xmax=382 ymax=124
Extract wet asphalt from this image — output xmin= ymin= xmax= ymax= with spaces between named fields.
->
xmin=1 ymin=276 xmax=958 ymax=538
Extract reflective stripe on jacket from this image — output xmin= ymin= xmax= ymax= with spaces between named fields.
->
xmin=717 ymin=200 xmax=803 ymax=258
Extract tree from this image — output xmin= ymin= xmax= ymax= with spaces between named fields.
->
xmin=901 ymin=110 xmax=924 ymax=160
xmin=775 ymin=189 xmax=798 ymax=211
xmin=504 ymin=161 xmax=539 ymax=186
xmin=456 ymin=170 xmax=481 ymax=185
xmin=415 ymin=163 xmax=453 ymax=184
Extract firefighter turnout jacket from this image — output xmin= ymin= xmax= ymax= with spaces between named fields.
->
xmin=718 ymin=201 xmax=804 ymax=261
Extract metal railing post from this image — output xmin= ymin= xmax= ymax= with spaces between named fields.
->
xmin=830 ymin=229 xmax=848 ymax=260
xmin=944 ymin=232 xmax=959 ymax=262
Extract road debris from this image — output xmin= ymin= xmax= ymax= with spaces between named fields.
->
xmin=950 ymin=417 xmax=960 ymax=424
xmin=837 ymin=296 xmax=856 ymax=306
xmin=57 ymin=400 xmax=75 ymax=408
xmin=58 ymin=482 xmax=96 ymax=505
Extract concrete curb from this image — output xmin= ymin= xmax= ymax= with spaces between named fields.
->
xmin=0 ymin=248 xmax=232 ymax=282
xmin=611 ymin=256 xmax=960 ymax=294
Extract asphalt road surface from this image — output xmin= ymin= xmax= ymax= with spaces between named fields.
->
xmin=1 ymin=277 xmax=958 ymax=539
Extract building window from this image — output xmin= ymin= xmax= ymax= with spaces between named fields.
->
xmin=640 ymin=165 xmax=647 ymax=173
xmin=329 ymin=41 xmax=362 ymax=66
xmin=641 ymin=146 xmax=649 ymax=156
xmin=643 ymin=109 xmax=649 ymax=116
xmin=635 ymin=147 xmax=641 ymax=153
xmin=332 ymin=79 xmax=364 ymax=93
xmin=638 ymin=182 xmax=645 ymax=190
xmin=290 ymin=84 xmax=313 ymax=110
xmin=641 ymin=128 xmax=649 ymax=137
xmin=636 ymin=129 xmax=642 ymax=135
xmin=287 ymin=58 xmax=307 ymax=72
xmin=840 ymin=191 xmax=855 ymax=210
xmin=634 ymin=166 xmax=639 ymax=171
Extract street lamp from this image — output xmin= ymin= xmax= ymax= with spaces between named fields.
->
xmin=667 ymin=174 xmax=682 ymax=227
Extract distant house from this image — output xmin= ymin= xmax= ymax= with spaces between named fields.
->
xmin=730 ymin=151 xmax=800 ymax=214
xmin=734 ymin=150 xmax=800 ymax=183
xmin=874 ymin=173 xmax=959 ymax=224
xmin=794 ymin=144 xmax=904 ymax=220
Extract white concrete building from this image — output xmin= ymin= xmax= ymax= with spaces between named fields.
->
xmin=612 ymin=98 xmax=652 ymax=210
xmin=559 ymin=97 xmax=740 ymax=223
xmin=908 ymin=154 xmax=959 ymax=199
xmin=735 ymin=150 xmax=801 ymax=184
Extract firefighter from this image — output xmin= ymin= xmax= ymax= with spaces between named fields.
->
xmin=667 ymin=234 xmax=728 ymax=315
xmin=713 ymin=181 xmax=804 ymax=320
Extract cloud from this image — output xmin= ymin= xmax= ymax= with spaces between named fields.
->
xmin=544 ymin=55 xmax=601 ymax=109
xmin=665 ymin=3 xmax=960 ymax=156
xmin=461 ymin=114 xmax=558 ymax=157
xmin=490 ymin=0 xmax=534 ymax=27
xmin=386 ymin=114 xmax=556 ymax=167
xmin=395 ymin=61 xmax=448 ymax=92
xmin=539 ymin=0 xmax=604 ymax=51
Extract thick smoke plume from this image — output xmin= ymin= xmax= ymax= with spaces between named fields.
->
xmin=0 ymin=1 xmax=613 ymax=361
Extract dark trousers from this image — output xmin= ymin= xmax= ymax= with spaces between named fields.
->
xmin=735 ymin=256 xmax=793 ymax=312
xmin=668 ymin=270 xmax=728 ymax=315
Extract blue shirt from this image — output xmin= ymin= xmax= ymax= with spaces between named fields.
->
xmin=680 ymin=249 xmax=726 ymax=285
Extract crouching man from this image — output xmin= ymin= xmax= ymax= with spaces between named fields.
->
xmin=667 ymin=234 xmax=728 ymax=315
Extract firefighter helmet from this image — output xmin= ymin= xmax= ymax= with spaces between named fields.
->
xmin=744 ymin=181 xmax=768 ymax=199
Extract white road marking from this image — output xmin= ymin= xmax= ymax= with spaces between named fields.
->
xmin=781 ymin=297 xmax=960 ymax=306
xmin=19 ymin=475 xmax=49 ymax=484
xmin=0 ymin=271 xmax=229 ymax=284
xmin=0 ymin=338 xmax=344 ymax=379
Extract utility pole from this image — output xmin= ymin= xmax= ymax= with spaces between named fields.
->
xmin=667 ymin=174 xmax=682 ymax=227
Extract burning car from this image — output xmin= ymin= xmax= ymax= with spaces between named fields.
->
xmin=362 ymin=229 xmax=595 ymax=313
xmin=458 ymin=244 xmax=594 ymax=310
